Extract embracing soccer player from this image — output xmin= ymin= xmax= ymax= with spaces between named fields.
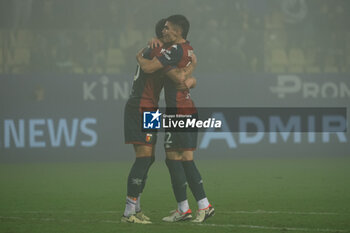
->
xmin=137 ymin=14 xmax=215 ymax=223
xmin=122 ymin=17 xmax=197 ymax=224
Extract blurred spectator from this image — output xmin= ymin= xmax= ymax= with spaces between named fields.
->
xmin=12 ymin=0 xmax=33 ymax=29
xmin=119 ymin=16 xmax=144 ymax=72
xmin=54 ymin=31 xmax=73 ymax=73
xmin=281 ymin=0 xmax=307 ymax=24
xmin=30 ymin=32 xmax=55 ymax=73
xmin=0 ymin=0 xmax=349 ymax=74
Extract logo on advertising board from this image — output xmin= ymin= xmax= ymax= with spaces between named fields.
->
xmin=270 ymin=75 xmax=350 ymax=99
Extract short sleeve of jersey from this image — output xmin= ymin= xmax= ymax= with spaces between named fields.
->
xmin=157 ymin=44 xmax=183 ymax=67
xmin=142 ymin=47 xmax=152 ymax=60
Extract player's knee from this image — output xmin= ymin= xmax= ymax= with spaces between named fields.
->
xmin=181 ymin=151 xmax=194 ymax=161
xmin=134 ymin=145 xmax=153 ymax=157
xmin=166 ymin=151 xmax=183 ymax=160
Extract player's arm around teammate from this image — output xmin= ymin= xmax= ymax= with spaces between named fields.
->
xmin=166 ymin=53 xmax=197 ymax=90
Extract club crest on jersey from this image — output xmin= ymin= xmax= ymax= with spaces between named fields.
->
xmin=145 ymin=133 xmax=153 ymax=142
xmin=143 ymin=110 xmax=162 ymax=129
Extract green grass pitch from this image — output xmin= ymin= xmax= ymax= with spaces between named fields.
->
xmin=1 ymin=157 xmax=350 ymax=233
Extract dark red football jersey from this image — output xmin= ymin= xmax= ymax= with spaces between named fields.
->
xmin=156 ymin=41 xmax=196 ymax=114
xmin=127 ymin=47 xmax=164 ymax=112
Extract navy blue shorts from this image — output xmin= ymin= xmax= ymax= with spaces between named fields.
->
xmin=124 ymin=103 xmax=157 ymax=146
xmin=164 ymin=131 xmax=198 ymax=151
xmin=163 ymin=112 xmax=198 ymax=151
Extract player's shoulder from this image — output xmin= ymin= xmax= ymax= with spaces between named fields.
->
xmin=178 ymin=42 xmax=193 ymax=60
xmin=150 ymin=46 xmax=163 ymax=57
xmin=163 ymin=43 xmax=184 ymax=58
xmin=179 ymin=41 xmax=193 ymax=51
xmin=168 ymin=44 xmax=183 ymax=53
xmin=167 ymin=42 xmax=192 ymax=56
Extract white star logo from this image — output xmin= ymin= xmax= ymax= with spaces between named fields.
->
xmin=150 ymin=109 xmax=162 ymax=122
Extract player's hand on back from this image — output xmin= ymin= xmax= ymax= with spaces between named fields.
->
xmin=185 ymin=77 xmax=196 ymax=89
xmin=148 ymin=37 xmax=163 ymax=49
xmin=175 ymin=81 xmax=189 ymax=91
xmin=136 ymin=48 xmax=144 ymax=61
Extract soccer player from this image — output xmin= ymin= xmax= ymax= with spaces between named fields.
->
xmin=137 ymin=14 xmax=215 ymax=223
xmin=122 ymin=18 xmax=196 ymax=224
xmin=121 ymin=18 xmax=166 ymax=224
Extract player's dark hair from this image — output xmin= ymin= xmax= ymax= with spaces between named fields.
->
xmin=166 ymin=14 xmax=190 ymax=39
xmin=155 ymin=18 xmax=166 ymax=39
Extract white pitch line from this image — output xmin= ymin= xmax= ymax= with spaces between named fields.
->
xmin=189 ymin=223 xmax=349 ymax=233
xmin=4 ymin=210 xmax=344 ymax=216
xmin=220 ymin=210 xmax=341 ymax=215
xmin=6 ymin=210 xmax=120 ymax=214
xmin=0 ymin=216 xmax=347 ymax=233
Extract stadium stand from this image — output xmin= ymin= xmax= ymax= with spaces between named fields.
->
xmin=288 ymin=48 xmax=305 ymax=73
xmin=270 ymin=48 xmax=289 ymax=73
xmin=0 ymin=0 xmax=348 ymax=75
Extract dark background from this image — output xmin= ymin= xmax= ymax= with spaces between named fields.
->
xmin=0 ymin=0 xmax=349 ymax=162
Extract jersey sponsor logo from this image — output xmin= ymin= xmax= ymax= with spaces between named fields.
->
xmin=163 ymin=53 xmax=171 ymax=60
xmin=160 ymin=48 xmax=172 ymax=60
